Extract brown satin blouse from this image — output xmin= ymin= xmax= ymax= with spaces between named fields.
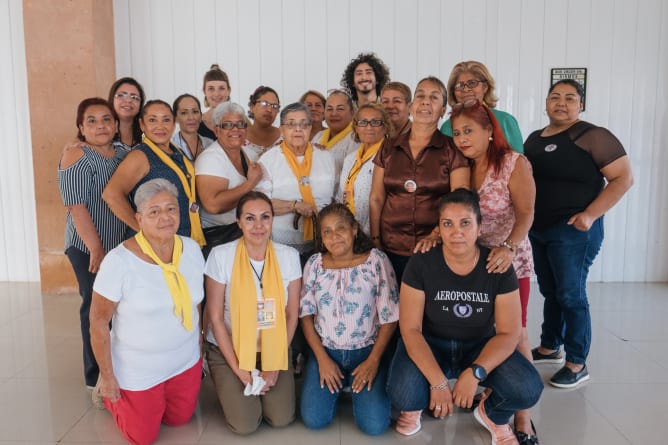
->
xmin=373 ymin=130 xmax=469 ymax=256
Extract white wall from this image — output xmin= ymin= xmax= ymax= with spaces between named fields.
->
xmin=0 ymin=0 xmax=40 ymax=282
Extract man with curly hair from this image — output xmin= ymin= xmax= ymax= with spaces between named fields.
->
xmin=341 ymin=52 xmax=390 ymax=107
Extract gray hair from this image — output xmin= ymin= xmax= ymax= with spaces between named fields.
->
xmin=135 ymin=178 xmax=179 ymax=212
xmin=279 ymin=102 xmax=312 ymax=125
xmin=212 ymin=102 xmax=247 ymax=126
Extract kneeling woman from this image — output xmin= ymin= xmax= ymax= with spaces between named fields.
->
xmin=90 ymin=179 xmax=205 ymax=445
xmin=204 ymin=191 xmax=302 ymax=434
xmin=299 ymin=203 xmax=399 ymax=435
xmin=387 ymin=189 xmax=542 ymax=443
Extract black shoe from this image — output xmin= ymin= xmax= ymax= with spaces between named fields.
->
xmin=549 ymin=365 xmax=590 ymax=388
xmin=516 ymin=420 xmax=540 ymax=444
xmin=531 ymin=347 xmax=565 ymax=364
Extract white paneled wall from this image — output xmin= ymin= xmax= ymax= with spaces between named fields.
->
xmin=0 ymin=0 xmax=40 ymax=282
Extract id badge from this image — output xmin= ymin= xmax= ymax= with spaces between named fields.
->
xmin=257 ymin=298 xmax=277 ymax=329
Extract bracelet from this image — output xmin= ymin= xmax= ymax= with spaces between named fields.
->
xmin=430 ymin=378 xmax=449 ymax=391
xmin=502 ymin=239 xmax=516 ymax=253
xmin=292 ymin=200 xmax=298 ymax=212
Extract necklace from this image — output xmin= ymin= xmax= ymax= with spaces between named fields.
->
xmin=180 ymin=132 xmax=202 ymax=160
xmin=249 ymin=260 xmax=265 ymax=290
xmin=443 ymin=247 xmax=479 ymax=274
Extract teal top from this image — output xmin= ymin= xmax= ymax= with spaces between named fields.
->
xmin=441 ymin=107 xmax=524 ymax=154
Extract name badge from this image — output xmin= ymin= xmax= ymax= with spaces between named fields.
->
xmin=257 ymin=298 xmax=277 ymax=330
xmin=404 ymin=179 xmax=417 ymax=193
xmin=189 ymin=202 xmax=200 ymax=213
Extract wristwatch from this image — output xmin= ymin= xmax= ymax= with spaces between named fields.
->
xmin=470 ymin=364 xmax=487 ymax=381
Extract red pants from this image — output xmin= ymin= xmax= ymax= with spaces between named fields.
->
xmin=519 ymin=277 xmax=530 ymax=327
xmin=105 ymin=359 xmax=202 ymax=445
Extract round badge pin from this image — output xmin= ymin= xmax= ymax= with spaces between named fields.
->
xmin=544 ymin=144 xmax=557 ymax=152
xmin=404 ymin=179 xmax=417 ymax=193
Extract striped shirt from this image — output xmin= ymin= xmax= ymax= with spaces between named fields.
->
xmin=58 ymin=145 xmax=127 ymax=254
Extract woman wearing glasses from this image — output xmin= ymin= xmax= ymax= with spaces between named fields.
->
xmin=245 ymin=86 xmax=282 ymax=158
xmin=337 ymin=103 xmax=392 ymax=235
xmin=312 ymin=90 xmax=358 ymax=177
xmin=440 ymin=61 xmax=524 ymax=153
xmin=196 ymin=102 xmax=263 ymax=254
xmin=108 ymin=77 xmax=146 ymax=151
xmin=257 ymin=103 xmax=335 ymax=257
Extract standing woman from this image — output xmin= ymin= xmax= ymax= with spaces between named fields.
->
xmin=300 ymin=90 xmax=327 ymax=140
xmin=103 ymin=100 xmax=205 ymax=247
xmin=58 ymin=97 xmax=127 ymax=391
xmin=172 ymin=93 xmax=214 ymax=161
xmin=108 ymin=77 xmax=145 ymax=151
xmin=244 ymin=86 xmax=282 ymax=158
xmin=312 ymin=90 xmax=357 ymax=177
xmin=205 ymin=192 xmax=301 ymax=435
xmin=380 ymin=82 xmax=412 ymax=138
xmin=441 ymin=61 xmax=524 ymax=153
xmin=526 ymin=79 xmax=633 ymax=388
xmin=200 ymin=64 xmax=231 ymax=140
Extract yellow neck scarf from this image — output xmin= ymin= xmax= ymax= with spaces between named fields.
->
xmin=143 ymin=138 xmax=206 ymax=247
xmin=135 ymin=232 xmax=193 ymax=331
xmin=317 ymin=122 xmax=353 ymax=149
xmin=343 ymin=140 xmax=383 ymax=215
xmin=281 ymin=141 xmax=316 ymax=240
xmin=230 ymin=239 xmax=287 ymax=371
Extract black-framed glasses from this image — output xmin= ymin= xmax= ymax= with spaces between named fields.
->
xmin=257 ymin=100 xmax=280 ymax=111
xmin=355 ymin=119 xmax=384 ymax=127
xmin=217 ymin=121 xmax=248 ymax=130
xmin=451 ymin=99 xmax=482 ymax=112
xmin=282 ymin=120 xmax=311 ymax=130
xmin=114 ymin=92 xmax=141 ymax=102
xmin=453 ymin=79 xmax=486 ymax=91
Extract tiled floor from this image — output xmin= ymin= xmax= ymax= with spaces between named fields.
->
xmin=0 ymin=281 xmax=666 ymax=444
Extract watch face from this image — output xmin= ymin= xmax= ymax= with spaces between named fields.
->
xmin=472 ymin=365 xmax=487 ymax=380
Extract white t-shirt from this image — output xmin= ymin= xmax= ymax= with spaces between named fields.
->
xmin=256 ymin=146 xmax=335 ymax=251
xmin=195 ymin=141 xmax=258 ymax=228
xmin=312 ymin=130 xmax=358 ymax=178
xmin=337 ymin=146 xmax=375 ymax=235
xmin=204 ymin=239 xmax=302 ymax=344
xmin=93 ymin=237 xmax=205 ymax=390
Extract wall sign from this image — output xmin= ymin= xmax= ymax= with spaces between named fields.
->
xmin=551 ymin=68 xmax=587 ymax=111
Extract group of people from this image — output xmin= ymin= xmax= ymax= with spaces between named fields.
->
xmin=57 ymin=52 xmax=633 ymax=445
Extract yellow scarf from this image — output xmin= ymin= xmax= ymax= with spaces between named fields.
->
xmin=143 ymin=138 xmax=206 ymax=247
xmin=317 ymin=122 xmax=353 ymax=149
xmin=230 ymin=239 xmax=288 ymax=371
xmin=281 ymin=141 xmax=316 ymax=240
xmin=135 ymin=232 xmax=193 ymax=331
xmin=343 ymin=140 xmax=383 ymax=215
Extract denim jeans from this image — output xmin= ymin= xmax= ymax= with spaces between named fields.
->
xmin=300 ymin=345 xmax=391 ymax=435
xmin=66 ymin=246 xmax=99 ymax=387
xmin=387 ymin=336 xmax=543 ymax=425
xmin=530 ymin=217 xmax=604 ymax=365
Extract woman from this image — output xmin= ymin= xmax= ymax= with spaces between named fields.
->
xmin=369 ymin=76 xmax=470 ymax=280
xmin=337 ymin=103 xmax=392 ymax=234
xmin=525 ymin=79 xmax=633 ymax=388
xmin=57 ymin=97 xmax=127 ymax=391
xmin=299 ymin=203 xmax=398 ymax=435
xmin=102 ymin=100 xmax=205 ymax=247
xmin=440 ymin=61 xmax=524 ymax=153
xmin=312 ymin=90 xmax=358 ymax=177
xmin=380 ymin=82 xmax=412 ymax=138
xmin=300 ymin=90 xmax=327 ymax=139
xmin=172 ymin=93 xmax=214 ymax=161
xmin=196 ymin=102 xmax=263 ymax=255
xmin=450 ymin=100 xmax=538 ymax=444
xmin=257 ymin=103 xmax=335 ymax=256
xmin=387 ymin=189 xmax=543 ymax=442
xmin=200 ymin=64 xmax=231 ymax=140
xmin=90 ymin=179 xmax=204 ymax=445
xmin=244 ymin=86 xmax=282 ymax=158
xmin=108 ymin=77 xmax=145 ymax=151
xmin=205 ymin=191 xmax=301 ymax=435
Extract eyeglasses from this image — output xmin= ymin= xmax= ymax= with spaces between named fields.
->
xmin=453 ymin=79 xmax=486 ymax=91
xmin=217 ymin=121 xmax=248 ymax=130
xmin=282 ymin=120 xmax=311 ymax=130
xmin=451 ymin=99 xmax=482 ymax=112
xmin=114 ymin=92 xmax=141 ymax=102
xmin=355 ymin=119 xmax=384 ymax=127
xmin=257 ymin=100 xmax=280 ymax=110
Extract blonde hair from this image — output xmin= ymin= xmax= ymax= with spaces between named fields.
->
xmin=446 ymin=60 xmax=499 ymax=108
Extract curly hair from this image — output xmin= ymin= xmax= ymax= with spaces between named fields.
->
xmin=340 ymin=52 xmax=390 ymax=102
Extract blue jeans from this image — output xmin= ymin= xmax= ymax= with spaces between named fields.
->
xmin=387 ymin=336 xmax=543 ymax=425
xmin=530 ymin=217 xmax=604 ymax=365
xmin=300 ymin=346 xmax=391 ymax=435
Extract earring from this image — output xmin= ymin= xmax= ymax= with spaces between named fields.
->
xmin=488 ymin=136 xmax=493 ymax=141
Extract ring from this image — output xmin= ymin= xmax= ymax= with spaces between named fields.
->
xmin=496 ymin=259 xmax=502 ymax=265
xmin=435 ymin=405 xmax=441 ymax=410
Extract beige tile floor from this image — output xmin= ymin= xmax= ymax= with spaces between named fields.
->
xmin=0 ymin=281 xmax=666 ymax=444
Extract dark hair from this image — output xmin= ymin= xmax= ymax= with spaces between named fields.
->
xmin=76 ymin=97 xmax=118 ymax=141
xmin=248 ymin=85 xmax=280 ymax=119
xmin=280 ymin=102 xmax=312 ymax=125
xmin=108 ymin=77 xmax=145 ymax=144
xmin=381 ymin=81 xmax=412 ymax=103
xmin=299 ymin=90 xmax=326 ymax=107
xmin=352 ymin=103 xmax=392 ymax=143
xmin=173 ymin=93 xmax=202 ymax=115
xmin=450 ymin=101 xmax=511 ymax=177
xmin=141 ymin=99 xmax=174 ymax=119
xmin=315 ymin=203 xmax=375 ymax=254
xmin=416 ymin=76 xmax=447 ymax=107
xmin=236 ymin=191 xmax=274 ymax=219
xmin=341 ymin=52 xmax=390 ymax=102
xmin=326 ymin=89 xmax=354 ymax=113
xmin=202 ymin=64 xmax=231 ymax=107
xmin=438 ymin=188 xmax=482 ymax=224
xmin=548 ymin=79 xmax=585 ymax=102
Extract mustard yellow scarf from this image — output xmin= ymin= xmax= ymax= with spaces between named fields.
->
xmin=230 ymin=239 xmax=287 ymax=371
xmin=343 ymin=140 xmax=383 ymax=215
xmin=135 ymin=232 xmax=194 ymax=331
xmin=281 ymin=141 xmax=316 ymax=240
xmin=143 ymin=138 xmax=206 ymax=247
xmin=317 ymin=122 xmax=353 ymax=149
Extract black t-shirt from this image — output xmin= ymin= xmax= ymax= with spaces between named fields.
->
xmin=402 ymin=245 xmax=518 ymax=340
